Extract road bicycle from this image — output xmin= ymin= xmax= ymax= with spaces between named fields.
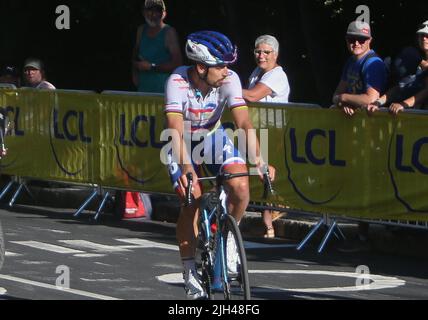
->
xmin=185 ymin=166 xmax=275 ymax=300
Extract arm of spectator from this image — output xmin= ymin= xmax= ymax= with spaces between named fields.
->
xmin=242 ymin=83 xmax=273 ymax=103
xmin=367 ymin=93 xmax=389 ymax=114
xmin=332 ymin=80 xmax=347 ymax=105
xmin=132 ymin=25 xmax=144 ymax=86
xmin=337 ymin=87 xmax=381 ymax=109
xmin=390 ymin=78 xmax=428 ymax=115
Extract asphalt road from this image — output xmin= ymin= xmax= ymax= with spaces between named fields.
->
xmin=0 ymin=205 xmax=427 ymax=301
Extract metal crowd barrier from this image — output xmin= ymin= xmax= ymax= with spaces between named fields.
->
xmin=2 ymin=88 xmax=428 ymax=251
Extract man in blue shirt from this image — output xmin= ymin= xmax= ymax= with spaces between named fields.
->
xmin=333 ymin=21 xmax=387 ymax=116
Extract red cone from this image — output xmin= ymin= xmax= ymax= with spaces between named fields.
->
xmin=123 ymin=192 xmax=145 ymax=219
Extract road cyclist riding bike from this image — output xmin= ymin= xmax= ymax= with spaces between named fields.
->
xmin=184 ymin=166 xmax=275 ymax=300
xmin=164 ymin=30 xmax=276 ymax=300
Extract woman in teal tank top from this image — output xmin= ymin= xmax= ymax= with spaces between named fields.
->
xmin=132 ymin=0 xmax=182 ymax=94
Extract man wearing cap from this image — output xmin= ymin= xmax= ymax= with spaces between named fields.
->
xmin=332 ymin=21 xmax=387 ymax=116
xmin=132 ymin=0 xmax=182 ymax=93
xmin=22 ymin=58 xmax=56 ymax=90
xmin=333 ymin=21 xmax=387 ymax=253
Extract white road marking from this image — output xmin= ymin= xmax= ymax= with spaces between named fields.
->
xmin=10 ymin=241 xmax=84 ymax=254
xmin=30 ymin=227 xmax=70 ymax=234
xmin=80 ymin=278 xmax=129 ymax=283
xmin=115 ymin=238 xmax=179 ymax=251
xmin=5 ymin=251 xmax=22 ymax=257
xmin=18 ymin=261 xmax=51 ymax=265
xmin=58 ymin=240 xmax=131 ymax=253
xmin=0 ymin=274 xmax=121 ymax=300
xmin=157 ymin=270 xmax=406 ymax=293
xmin=74 ymin=254 xmax=107 ymax=258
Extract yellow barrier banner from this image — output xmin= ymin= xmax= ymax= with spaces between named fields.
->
xmin=240 ymin=105 xmax=428 ymax=221
xmin=98 ymin=93 xmax=170 ymax=193
xmin=1 ymin=88 xmax=428 ymax=221
xmin=1 ymin=89 xmax=99 ymax=184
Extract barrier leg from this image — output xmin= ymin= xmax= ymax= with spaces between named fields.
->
xmin=9 ymin=183 xmax=25 ymax=207
xmin=0 ymin=181 xmax=14 ymax=201
xmin=93 ymin=192 xmax=110 ymax=221
xmin=296 ymin=218 xmax=325 ymax=251
xmin=23 ymin=184 xmax=35 ymax=202
xmin=74 ymin=190 xmax=98 ymax=218
xmin=318 ymin=220 xmax=338 ymax=254
xmin=334 ymin=224 xmax=346 ymax=241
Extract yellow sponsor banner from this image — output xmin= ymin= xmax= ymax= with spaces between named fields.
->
xmin=0 ymin=89 xmax=99 ymax=184
xmin=241 ymin=105 xmax=428 ymax=221
xmin=2 ymin=88 xmax=428 ymax=221
xmin=97 ymin=93 xmax=170 ymax=193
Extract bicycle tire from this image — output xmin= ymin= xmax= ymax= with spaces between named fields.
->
xmin=221 ymin=214 xmax=251 ymax=300
xmin=197 ymin=193 xmax=216 ymax=300
xmin=0 ymin=221 xmax=5 ymax=272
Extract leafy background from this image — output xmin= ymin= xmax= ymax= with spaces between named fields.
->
xmin=0 ymin=0 xmax=426 ymax=106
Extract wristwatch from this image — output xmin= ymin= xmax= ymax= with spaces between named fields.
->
xmin=151 ymin=63 xmax=157 ymax=71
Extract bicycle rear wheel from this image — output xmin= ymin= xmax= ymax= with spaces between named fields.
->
xmin=222 ymin=214 xmax=251 ymax=300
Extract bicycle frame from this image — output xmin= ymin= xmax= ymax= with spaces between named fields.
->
xmin=186 ymin=168 xmax=274 ymax=299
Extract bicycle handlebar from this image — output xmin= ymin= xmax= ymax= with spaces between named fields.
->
xmin=184 ymin=167 xmax=276 ymax=207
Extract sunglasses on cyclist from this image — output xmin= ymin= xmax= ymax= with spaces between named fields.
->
xmin=346 ymin=36 xmax=369 ymax=44
xmin=254 ymin=49 xmax=273 ymax=55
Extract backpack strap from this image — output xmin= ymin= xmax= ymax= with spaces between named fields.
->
xmin=359 ymin=51 xmax=379 ymax=81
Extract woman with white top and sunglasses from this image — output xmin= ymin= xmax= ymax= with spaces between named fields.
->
xmin=243 ymin=35 xmax=290 ymax=238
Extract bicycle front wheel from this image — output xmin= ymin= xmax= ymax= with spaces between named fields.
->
xmin=222 ymin=214 xmax=251 ymax=300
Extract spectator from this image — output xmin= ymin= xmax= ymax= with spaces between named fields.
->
xmin=128 ymin=0 xmax=182 ymax=221
xmin=243 ymin=35 xmax=289 ymax=238
xmin=0 ymin=65 xmax=21 ymax=88
xmin=132 ymin=0 xmax=182 ymax=93
xmin=333 ymin=21 xmax=388 ymax=252
xmin=420 ymin=20 xmax=428 ymax=70
xmin=22 ymin=58 xmax=56 ymax=90
xmin=332 ymin=21 xmax=387 ymax=116
xmin=367 ymin=22 xmax=428 ymax=114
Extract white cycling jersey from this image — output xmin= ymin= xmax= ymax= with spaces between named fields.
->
xmin=165 ymin=66 xmax=247 ymax=133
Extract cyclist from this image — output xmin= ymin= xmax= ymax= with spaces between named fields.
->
xmin=164 ymin=31 xmax=276 ymax=299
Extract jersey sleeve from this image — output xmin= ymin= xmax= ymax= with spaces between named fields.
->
xmin=164 ymin=72 xmax=187 ymax=115
xmin=221 ymin=71 xmax=247 ymax=110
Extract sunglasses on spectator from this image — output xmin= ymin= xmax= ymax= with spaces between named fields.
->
xmin=346 ymin=36 xmax=369 ymax=44
xmin=254 ymin=50 xmax=273 ymax=55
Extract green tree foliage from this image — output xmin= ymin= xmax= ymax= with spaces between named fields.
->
xmin=0 ymin=0 xmax=427 ymax=105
